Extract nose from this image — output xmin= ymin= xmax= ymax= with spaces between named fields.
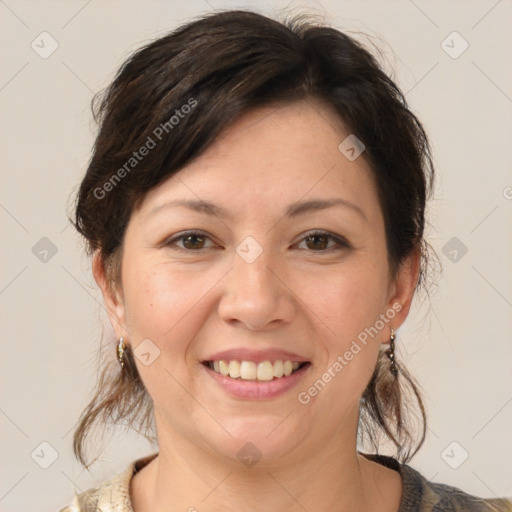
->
xmin=218 ymin=246 xmax=296 ymax=331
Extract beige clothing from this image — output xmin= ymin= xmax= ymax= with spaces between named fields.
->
xmin=59 ymin=451 xmax=512 ymax=511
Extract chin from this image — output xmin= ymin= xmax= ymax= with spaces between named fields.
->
xmin=208 ymin=415 xmax=309 ymax=467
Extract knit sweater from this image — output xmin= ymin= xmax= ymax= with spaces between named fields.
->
xmin=58 ymin=452 xmax=512 ymax=511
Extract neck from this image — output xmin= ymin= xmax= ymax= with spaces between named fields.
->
xmin=137 ymin=451 xmax=368 ymax=512
xmin=130 ymin=409 xmax=400 ymax=512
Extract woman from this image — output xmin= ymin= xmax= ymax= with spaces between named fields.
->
xmin=59 ymin=9 xmax=512 ymax=512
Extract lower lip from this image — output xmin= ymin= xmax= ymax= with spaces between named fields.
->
xmin=201 ymin=362 xmax=312 ymax=400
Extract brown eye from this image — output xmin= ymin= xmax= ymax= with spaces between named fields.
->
xmin=165 ymin=231 xmax=214 ymax=251
xmin=305 ymin=234 xmax=329 ymax=250
xmin=182 ymin=233 xmax=206 ymax=250
xmin=298 ymin=231 xmax=349 ymax=252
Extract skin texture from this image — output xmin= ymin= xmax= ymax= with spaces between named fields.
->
xmin=93 ymin=98 xmax=420 ymax=512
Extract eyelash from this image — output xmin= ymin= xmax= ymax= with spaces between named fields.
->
xmin=163 ymin=230 xmax=350 ymax=253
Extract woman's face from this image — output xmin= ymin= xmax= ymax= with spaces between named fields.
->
xmin=95 ymin=99 xmax=418 ymax=466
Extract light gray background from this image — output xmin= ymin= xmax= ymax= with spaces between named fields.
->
xmin=1 ymin=1 xmax=511 ymax=511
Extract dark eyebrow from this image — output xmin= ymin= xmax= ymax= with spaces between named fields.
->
xmin=147 ymin=197 xmax=366 ymax=222
xmin=286 ymin=198 xmax=366 ymax=221
xmin=147 ymin=199 xmax=228 ymax=219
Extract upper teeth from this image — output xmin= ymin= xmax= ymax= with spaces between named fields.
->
xmin=211 ymin=360 xmax=301 ymax=381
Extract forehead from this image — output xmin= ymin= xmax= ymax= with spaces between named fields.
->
xmin=135 ymin=99 xmax=380 ymax=222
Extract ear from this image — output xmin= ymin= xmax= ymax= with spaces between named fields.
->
xmin=92 ymin=250 xmax=127 ymax=340
xmin=385 ymin=246 xmax=421 ymax=335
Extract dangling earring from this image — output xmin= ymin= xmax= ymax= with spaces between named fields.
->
xmin=387 ymin=328 xmax=398 ymax=377
xmin=117 ymin=337 xmax=126 ymax=368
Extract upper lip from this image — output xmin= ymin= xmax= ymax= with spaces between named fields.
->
xmin=203 ymin=348 xmax=310 ymax=364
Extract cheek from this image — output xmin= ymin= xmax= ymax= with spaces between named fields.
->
xmin=306 ymin=262 xmax=388 ymax=394
xmin=122 ymin=260 xmax=225 ymax=376
xmin=121 ymin=263 xmax=213 ymax=400
xmin=124 ymin=264 xmax=199 ymax=337
xmin=308 ymin=262 xmax=389 ymax=340
xmin=301 ymin=278 xmax=384 ymax=419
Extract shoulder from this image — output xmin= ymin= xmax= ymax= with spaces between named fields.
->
xmin=363 ymin=453 xmax=512 ymax=512
xmin=58 ymin=452 xmax=158 ymax=512
xmin=423 ymin=479 xmax=512 ymax=512
xmin=58 ymin=485 xmax=101 ymax=512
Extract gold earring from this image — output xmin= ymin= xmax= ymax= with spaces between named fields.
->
xmin=117 ymin=337 xmax=126 ymax=368
xmin=387 ymin=328 xmax=398 ymax=377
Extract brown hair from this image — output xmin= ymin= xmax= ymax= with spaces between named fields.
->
xmin=71 ymin=9 xmax=436 ymax=469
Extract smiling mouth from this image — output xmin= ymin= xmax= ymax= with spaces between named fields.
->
xmin=202 ymin=360 xmax=311 ymax=381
